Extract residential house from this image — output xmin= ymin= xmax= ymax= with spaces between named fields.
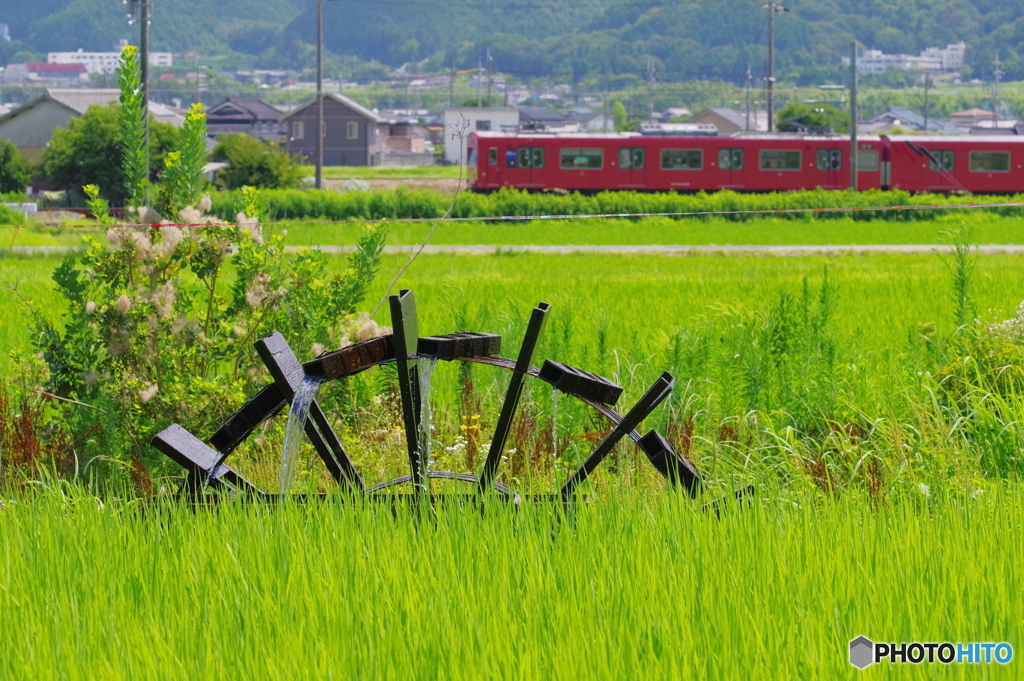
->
xmin=442 ymin=108 xmax=519 ymax=164
xmin=949 ymin=108 xmax=998 ymax=127
xmin=859 ymin=106 xmax=964 ymax=134
xmin=518 ymin=106 xmax=564 ymax=130
xmin=283 ymin=93 xmax=383 ymax=166
xmin=0 ymin=88 xmax=183 ymax=163
xmin=206 ymin=98 xmax=285 ymax=142
xmin=688 ymin=108 xmax=768 ymax=135
xmin=375 ymin=119 xmax=434 ymax=166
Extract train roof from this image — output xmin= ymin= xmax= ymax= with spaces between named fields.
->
xmin=470 ymin=131 xmax=641 ymax=139
xmin=886 ymin=134 xmax=1024 ymax=143
xmin=729 ymin=134 xmax=883 ymax=142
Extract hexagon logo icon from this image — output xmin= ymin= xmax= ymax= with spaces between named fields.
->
xmin=850 ymin=636 xmax=874 ymax=669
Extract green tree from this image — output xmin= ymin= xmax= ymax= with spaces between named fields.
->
xmin=40 ymin=104 xmax=178 ymax=206
xmin=0 ymin=140 xmax=33 ymax=194
xmin=210 ymin=134 xmax=304 ymax=190
xmin=612 ymin=101 xmax=639 ymax=132
xmin=775 ymin=102 xmax=850 ymax=133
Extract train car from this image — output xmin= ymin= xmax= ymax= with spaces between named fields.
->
xmin=468 ymin=130 xmax=1024 ymax=194
xmin=887 ymin=135 xmax=1024 ymax=194
xmin=468 ymin=131 xmax=888 ymax=193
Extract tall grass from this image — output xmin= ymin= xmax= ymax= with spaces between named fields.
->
xmin=0 ymin=486 xmax=1019 ymax=679
xmin=4 ymin=250 xmax=1024 ymax=497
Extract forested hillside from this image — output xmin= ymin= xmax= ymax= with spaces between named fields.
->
xmin=5 ymin=0 xmax=1024 ymax=85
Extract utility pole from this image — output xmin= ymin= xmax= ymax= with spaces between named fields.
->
xmin=646 ymin=58 xmax=656 ymax=118
xmin=745 ymin=63 xmax=753 ymax=132
xmin=486 ymin=48 xmax=493 ymax=108
xmin=449 ymin=59 xmax=455 ymax=108
xmin=315 ymin=0 xmax=324 ymax=190
xmin=765 ymin=3 xmax=786 ymax=132
xmin=993 ymin=52 xmax=1004 ymax=126
xmin=126 ymin=0 xmax=151 ymax=186
xmin=850 ymin=41 xmax=858 ymax=191
xmin=477 ymin=57 xmax=483 ymax=107
xmin=923 ymin=73 xmax=932 ymax=130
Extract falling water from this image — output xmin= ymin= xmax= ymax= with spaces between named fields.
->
xmin=417 ymin=359 xmax=438 ymax=484
xmin=279 ymin=375 xmax=322 ymax=496
xmin=551 ymin=388 xmax=560 ymax=490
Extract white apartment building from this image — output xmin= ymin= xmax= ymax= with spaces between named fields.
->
xmin=843 ymin=42 xmax=966 ymax=75
xmin=48 ymin=41 xmax=172 ymax=75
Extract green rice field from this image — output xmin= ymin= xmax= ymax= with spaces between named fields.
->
xmin=1 ymin=216 xmax=1023 ymax=679
xmin=8 ymin=213 xmax=1024 ymax=249
xmin=0 ymin=488 xmax=1019 ymax=679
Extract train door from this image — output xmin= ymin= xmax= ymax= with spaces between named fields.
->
xmin=815 ymin=149 xmax=844 ymax=189
xmin=511 ymin=145 xmax=545 ymax=188
xmin=717 ymin=147 xmax=745 ymax=189
xmin=855 ymin=143 xmax=882 ymax=190
xmin=617 ymin=146 xmax=646 ymax=188
xmin=477 ymin=144 xmax=501 ymax=188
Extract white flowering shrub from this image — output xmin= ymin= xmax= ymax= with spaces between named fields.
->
xmin=22 ymin=47 xmax=388 ymax=483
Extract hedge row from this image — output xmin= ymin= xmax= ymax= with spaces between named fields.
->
xmin=208 ymin=187 xmax=1024 ymax=224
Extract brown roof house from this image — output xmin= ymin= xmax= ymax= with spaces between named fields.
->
xmin=206 ymin=98 xmax=285 ymax=142
xmin=283 ymin=93 xmax=383 ymax=166
xmin=949 ymin=108 xmax=998 ymax=127
xmin=688 ymin=108 xmax=769 ymax=135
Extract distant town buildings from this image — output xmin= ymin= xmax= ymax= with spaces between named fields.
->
xmin=1 ymin=62 xmax=88 ymax=85
xmin=843 ymin=42 xmax=966 ymax=75
xmin=48 ymin=40 xmax=172 ymax=75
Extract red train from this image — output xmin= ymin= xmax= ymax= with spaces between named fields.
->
xmin=466 ymin=131 xmax=1024 ymax=194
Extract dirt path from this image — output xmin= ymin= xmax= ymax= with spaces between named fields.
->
xmin=325 ymin=178 xmax=464 ymax=194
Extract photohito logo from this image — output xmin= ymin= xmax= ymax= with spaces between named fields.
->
xmin=850 ymin=637 xmax=1013 ymax=669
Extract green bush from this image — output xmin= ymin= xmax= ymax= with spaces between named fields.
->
xmin=210 ymin=134 xmax=305 ymax=190
xmin=0 ymin=140 xmax=32 ymax=194
xmin=21 ymin=46 xmax=389 ymax=487
xmin=208 ymin=186 xmax=1024 ymax=225
xmin=40 ymin=104 xmax=178 ymax=206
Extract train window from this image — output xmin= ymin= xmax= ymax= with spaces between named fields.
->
xmin=661 ymin=149 xmax=703 ymax=170
xmin=531 ymin=147 xmax=545 ymax=169
xmin=719 ymin=148 xmax=744 ymax=170
xmin=506 ymin=149 xmax=517 ymax=168
xmin=561 ymin=148 xmax=603 ymax=169
xmin=517 ymin=147 xmax=545 ymax=169
xmin=619 ymin=147 xmax=645 ymax=169
xmin=816 ymin=149 xmax=842 ymax=171
xmin=970 ymin=151 xmax=1010 ymax=172
xmin=857 ymin=150 xmax=880 ymax=172
xmin=759 ymin=150 xmax=801 ymax=170
xmin=928 ymin=150 xmax=954 ymax=172
xmin=488 ymin=147 xmax=498 ymax=165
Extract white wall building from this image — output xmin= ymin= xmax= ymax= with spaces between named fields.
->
xmin=48 ymin=41 xmax=172 ymax=75
xmin=442 ymin=108 xmax=519 ymax=164
xmin=843 ymin=42 xmax=966 ymax=75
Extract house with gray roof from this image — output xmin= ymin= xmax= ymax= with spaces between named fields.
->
xmin=860 ymin=106 xmax=964 ymax=135
xmin=206 ymin=98 xmax=285 ymax=142
xmin=282 ymin=93 xmax=383 ymax=166
xmin=0 ymin=88 xmax=184 ymax=163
